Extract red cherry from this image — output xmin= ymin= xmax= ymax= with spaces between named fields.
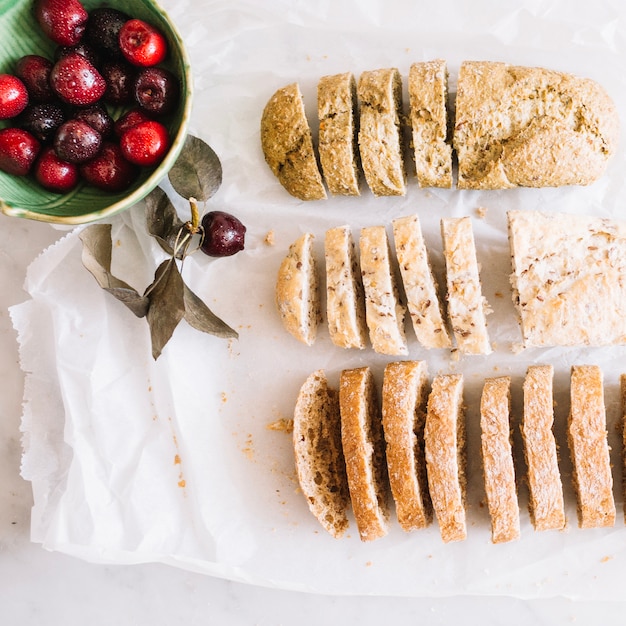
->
xmin=0 ymin=128 xmax=41 ymax=176
xmin=35 ymin=146 xmax=80 ymax=193
xmin=120 ymin=120 xmax=169 ymax=167
xmin=0 ymin=74 xmax=29 ymax=119
xmin=50 ymin=52 xmax=106 ymax=106
xmin=15 ymin=55 xmax=55 ymax=102
xmin=34 ymin=0 xmax=88 ymax=47
xmin=113 ymin=108 xmax=153 ymax=139
xmin=119 ymin=19 xmax=168 ymax=67
xmin=80 ymin=141 xmax=139 ymax=192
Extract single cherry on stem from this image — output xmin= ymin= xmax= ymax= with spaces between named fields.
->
xmin=0 ymin=74 xmax=29 ymax=119
xmin=200 ymin=211 xmax=247 ymax=257
xmin=34 ymin=0 xmax=88 ymax=47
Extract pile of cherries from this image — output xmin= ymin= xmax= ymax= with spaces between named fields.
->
xmin=0 ymin=0 xmax=180 ymax=193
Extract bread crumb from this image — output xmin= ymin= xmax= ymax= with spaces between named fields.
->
xmin=265 ymin=230 xmax=275 ymax=246
xmin=601 ymin=555 xmax=613 ymax=563
xmin=267 ymin=418 xmax=294 ymax=433
xmin=475 ymin=207 xmax=488 ymax=218
xmin=221 ymin=392 xmax=228 ymax=403
xmin=511 ymin=342 xmax=525 ymax=354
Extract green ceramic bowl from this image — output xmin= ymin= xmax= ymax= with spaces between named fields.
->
xmin=0 ymin=0 xmax=192 ymax=225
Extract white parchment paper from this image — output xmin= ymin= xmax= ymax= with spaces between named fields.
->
xmin=10 ymin=0 xmax=626 ymax=599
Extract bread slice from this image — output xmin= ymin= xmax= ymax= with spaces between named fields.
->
xmin=381 ymin=360 xmax=432 ymax=531
xmin=441 ymin=216 xmax=491 ymax=355
xmin=275 ymin=232 xmax=321 ymax=345
xmin=357 ymin=68 xmax=406 ymax=196
xmin=293 ymin=370 xmax=350 ymax=538
xmin=359 ymin=225 xmax=408 ymax=355
xmin=392 ymin=214 xmax=451 ymax=349
xmin=480 ymin=376 xmax=520 ymax=543
xmin=408 ymin=60 xmax=452 ymax=188
xmin=568 ymin=365 xmax=615 ymax=529
xmin=324 ymin=225 xmax=368 ymax=349
xmin=521 ymin=365 xmax=565 ymax=531
xmin=424 ymin=374 xmax=466 ymax=542
xmin=453 ymin=61 xmax=619 ymax=189
xmin=509 ymin=210 xmax=626 ymax=347
xmin=261 ymin=82 xmax=327 ymax=201
xmin=317 ymin=72 xmax=360 ymax=196
xmin=339 ymin=367 xmax=389 ymax=541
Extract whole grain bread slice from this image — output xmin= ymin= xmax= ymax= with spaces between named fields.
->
xmin=339 ymin=366 xmax=389 ymax=541
xmin=357 ymin=68 xmax=406 ymax=196
xmin=568 ymin=365 xmax=615 ymax=528
xmin=521 ymin=365 xmax=565 ymax=531
xmin=424 ymin=373 xmax=467 ymax=543
xmin=261 ymin=82 xmax=327 ymax=201
xmin=275 ymin=232 xmax=322 ymax=345
xmin=382 ymin=360 xmax=432 ymax=531
xmin=293 ymin=370 xmax=350 ymax=538
xmin=324 ymin=225 xmax=368 ymax=349
xmin=317 ymin=72 xmax=361 ymax=196
xmin=480 ymin=376 xmax=520 ymax=543
xmin=408 ymin=60 xmax=453 ymax=188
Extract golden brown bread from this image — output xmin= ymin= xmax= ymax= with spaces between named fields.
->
xmin=261 ymin=82 xmax=327 ymax=201
xmin=480 ymin=376 xmax=520 ymax=543
xmin=381 ymin=360 xmax=432 ymax=531
xmin=521 ymin=365 xmax=565 ymax=531
xmin=293 ymin=370 xmax=350 ymax=537
xmin=454 ymin=61 xmax=620 ymax=189
xmin=339 ymin=367 xmax=389 ymax=541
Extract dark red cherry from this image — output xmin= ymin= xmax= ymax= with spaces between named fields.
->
xmin=0 ymin=74 xmax=29 ymax=119
xmin=34 ymin=0 xmax=88 ymax=47
xmin=80 ymin=141 xmax=139 ymax=192
xmin=134 ymin=66 xmax=179 ymax=115
xmin=200 ymin=211 xmax=246 ymax=257
xmin=50 ymin=52 xmax=106 ymax=106
xmin=35 ymin=146 xmax=80 ymax=193
xmin=18 ymin=102 xmax=65 ymax=142
xmin=72 ymin=103 xmax=113 ymax=138
xmin=0 ymin=128 xmax=41 ymax=176
xmin=100 ymin=61 xmax=136 ymax=105
xmin=54 ymin=119 xmax=102 ymax=163
xmin=15 ymin=55 xmax=54 ymax=102
xmin=84 ymin=8 xmax=129 ymax=60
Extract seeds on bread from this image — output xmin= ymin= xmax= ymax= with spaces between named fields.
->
xmin=317 ymin=72 xmax=361 ymax=196
xmin=261 ymin=82 xmax=326 ymax=201
xmin=293 ymin=370 xmax=350 ymax=538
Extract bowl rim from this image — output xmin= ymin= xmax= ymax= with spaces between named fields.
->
xmin=0 ymin=0 xmax=193 ymax=226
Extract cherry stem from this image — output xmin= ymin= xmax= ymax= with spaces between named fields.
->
xmin=189 ymin=197 xmax=200 ymax=233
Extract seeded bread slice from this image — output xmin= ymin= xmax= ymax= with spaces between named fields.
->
xmin=293 ymin=370 xmax=350 ymax=538
xmin=521 ymin=365 xmax=565 ymax=531
xmin=480 ymin=376 xmax=520 ymax=544
xmin=453 ymin=61 xmax=619 ymax=189
xmin=424 ymin=374 xmax=466 ymax=543
xmin=324 ymin=225 xmax=368 ymax=349
xmin=317 ymin=72 xmax=360 ymax=196
xmin=408 ymin=60 xmax=452 ymax=188
xmin=392 ymin=214 xmax=451 ymax=349
xmin=382 ymin=360 xmax=432 ymax=531
xmin=568 ymin=365 xmax=615 ymax=529
xmin=339 ymin=367 xmax=389 ymax=542
xmin=261 ymin=82 xmax=327 ymax=201
xmin=359 ymin=225 xmax=408 ymax=355
xmin=441 ymin=216 xmax=491 ymax=355
xmin=275 ymin=232 xmax=321 ymax=345
xmin=357 ymin=68 xmax=406 ymax=196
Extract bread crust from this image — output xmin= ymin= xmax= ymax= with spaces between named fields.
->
xmin=568 ymin=365 xmax=615 ymax=529
xmin=324 ymin=225 xmax=368 ymax=349
xmin=357 ymin=68 xmax=406 ymax=196
xmin=441 ymin=217 xmax=491 ymax=354
xmin=382 ymin=360 xmax=432 ymax=531
xmin=340 ymin=367 xmax=389 ymax=541
xmin=480 ymin=376 xmax=520 ymax=543
xmin=293 ymin=370 xmax=350 ymax=537
xmin=393 ymin=214 xmax=451 ymax=349
xmin=261 ymin=82 xmax=327 ymax=201
xmin=521 ymin=365 xmax=565 ymax=531
xmin=424 ymin=374 xmax=466 ymax=542
xmin=454 ymin=61 xmax=620 ymax=189
xmin=275 ymin=232 xmax=322 ymax=345
xmin=359 ymin=225 xmax=408 ymax=355
xmin=408 ymin=60 xmax=452 ymax=188
xmin=317 ymin=72 xmax=361 ymax=196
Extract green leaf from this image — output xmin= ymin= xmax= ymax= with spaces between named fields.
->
xmin=168 ymin=134 xmax=222 ymax=202
xmin=79 ymin=224 xmax=149 ymax=318
xmin=183 ymin=283 xmax=238 ymax=339
xmin=145 ymin=258 xmax=186 ymax=360
xmin=145 ymin=186 xmax=186 ymax=257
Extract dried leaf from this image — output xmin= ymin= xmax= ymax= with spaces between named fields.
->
xmin=168 ymin=134 xmax=222 ymax=202
xmin=145 ymin=258 xmax=186 ymax=359
xmin=145 ymin=187 xmax=186 ymax=257
xmin=183 ymin=283 xmax=238 ymax=339
xmin=79 ymin=224 xmax=149 ymax=317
